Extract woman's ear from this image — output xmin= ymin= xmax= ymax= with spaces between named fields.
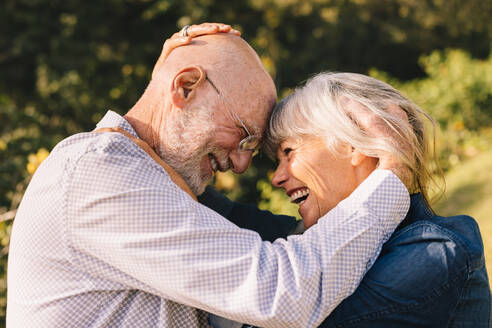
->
xmin=170 ymin=65 xmax=206 ymax=108
xmin=351 ymin=147 xmax=379 ymax=185
xmin=351 ymin=147 xmax=379 ymax=171
xmin=351 ymin=148 xmax=367 ymax=167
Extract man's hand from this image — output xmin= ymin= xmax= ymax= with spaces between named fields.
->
xmin=374 ymin=104 xmax=413 ymax=190
xmin=152 ymin=23 xmax=241 ymax=77
xmin=346 ymin=99 xmax=413 ymax=190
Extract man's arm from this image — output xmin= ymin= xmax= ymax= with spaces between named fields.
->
xmin=198 ymin=186 xmax=302 ymax=242
xmin=66 ymin=135 xmax=409 ymax=328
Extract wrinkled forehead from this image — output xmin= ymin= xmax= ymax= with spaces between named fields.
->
xmin=263 ymin=93 xmax=301 ymax=158
xmin=215 ymin=73 xmax=276 ymax=137
xmin=243 ymin=92 xmax=276 ymax=136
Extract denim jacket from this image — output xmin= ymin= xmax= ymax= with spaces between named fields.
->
xmin=319 ymin=193 xmax=490 ymax=327
xmin=199 ymin=189 xmax=490 ymax=327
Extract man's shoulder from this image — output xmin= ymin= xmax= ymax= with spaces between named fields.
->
xmin=54 ymin=131 xmax=172 ymax=190
xmin=54 ymin=131 xmax=145 ymax=162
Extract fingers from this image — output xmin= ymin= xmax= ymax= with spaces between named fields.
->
xmin=183 ymin=23 xmax=241 ymax=37
xmin=386 ymin=104 xmax=409 ymax=121
xmin=152 ymin=36 xmax=192 ymax=77
xmin=203 ymin=22 xmax=241 ymax=36
xmin=152 ymin=23 xmax=241 ymax=78
xmin=164 ymin=23 xmax=240 ymax=55
xmin=345 ymin=98 xmax=408 ymax=141
xmin=167 ymin=23 xmax=241 ymax=40
xmin=164 ymin=36 xmax=192 ymax=53
xmin=162 ymin=36 xmax=192 ymax=57
xmin=343 ymin=98 xmax=413 ymax=189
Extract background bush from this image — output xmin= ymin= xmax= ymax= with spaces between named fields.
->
xmin=1 ymin=0 xmax=491 ymax=324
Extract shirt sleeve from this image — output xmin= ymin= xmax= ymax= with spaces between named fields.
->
xmin=65 ymin=139 xmax=409 ymax=328
xmin=198 ymin=186 xmax=300 ymax=242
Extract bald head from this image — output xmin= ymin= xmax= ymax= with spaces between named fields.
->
xmin=155 ymin=34 xmax=266 ymax=77
xmin=152 ymin=34 xmax=277 ymax=134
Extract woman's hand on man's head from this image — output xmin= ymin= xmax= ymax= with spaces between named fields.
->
xmin=152 ymin=23 xmax=241 ymax=77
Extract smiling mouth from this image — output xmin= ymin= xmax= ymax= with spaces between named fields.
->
xmin=290 ymin=188 xmax=310 ymax=204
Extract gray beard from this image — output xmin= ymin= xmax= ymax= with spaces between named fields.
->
xmin=158 ymin=107 xmax=215 ymax=196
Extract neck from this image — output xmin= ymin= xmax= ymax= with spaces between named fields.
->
xmin=124 ymin=99 xmax=164 ymax=154
xmin=354 ymin=157 xmax=379 ymax=186
xmin=124 ymin=86 xmax=171 ymax=156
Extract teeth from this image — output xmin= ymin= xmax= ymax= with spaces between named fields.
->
xmin=209 ymin=154 xmax=218 ymax=172
xmin=290 ymin=188 xmax=310 ymax=203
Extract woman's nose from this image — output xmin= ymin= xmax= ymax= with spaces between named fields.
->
xmin=271 ymin=162 xmax=288 ymax=188
xmin=228 ymin=150 xmax=253 ymax=174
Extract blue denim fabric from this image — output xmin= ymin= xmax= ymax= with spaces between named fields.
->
xmin=200 ymin=190 xmax=490 ymax=327
xmin=319 ymin=193 xmax=490 ymax=327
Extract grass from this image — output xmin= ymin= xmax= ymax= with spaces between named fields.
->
xmin=434 ymin=148 xmax=492 ymax=286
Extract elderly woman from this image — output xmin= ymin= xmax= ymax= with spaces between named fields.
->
xmin=263 ymin=72 xmax=490 ymax=326
xmin=201 ymin=72 xmax=490 ymax=327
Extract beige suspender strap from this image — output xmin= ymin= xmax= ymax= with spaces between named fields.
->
xmin=94 ymin=127 xmax=197 ymax=201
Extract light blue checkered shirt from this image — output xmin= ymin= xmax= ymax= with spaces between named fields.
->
xmin=7 ymin=111 xmax=409 ymax=327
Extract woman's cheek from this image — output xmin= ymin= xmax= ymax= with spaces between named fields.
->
xmin=289 ymin=156 xmax=308 ymax=180
xmin=290 ymin=157 xmax=325 ymax=194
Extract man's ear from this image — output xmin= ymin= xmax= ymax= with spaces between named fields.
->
xmin=170 ymin=66 xmax=206 ymax=108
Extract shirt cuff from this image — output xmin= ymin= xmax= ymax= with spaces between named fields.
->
xmin=345 ymin=169 xmax=410 ymax=239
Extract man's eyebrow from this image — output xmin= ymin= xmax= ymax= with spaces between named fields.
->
xmin=249 ymin=124 xmax=262 ymax=137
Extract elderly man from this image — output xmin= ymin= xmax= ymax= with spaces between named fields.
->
xmin=7 ymin=25 xmax=410 ymax=327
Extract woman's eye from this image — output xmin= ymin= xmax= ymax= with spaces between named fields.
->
xmin=283 ymin=147 xmax=293 ymax=156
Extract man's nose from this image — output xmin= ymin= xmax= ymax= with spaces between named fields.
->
xmin=228 ymin=150 xmax=253 ymax=174
xmin=271 ymin=162 xmax=288 ymax=188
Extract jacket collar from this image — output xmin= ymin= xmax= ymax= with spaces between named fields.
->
xmin=396 ymin=193 xmax=435 ymax=231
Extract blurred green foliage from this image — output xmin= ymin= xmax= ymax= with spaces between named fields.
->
xmin=1 ymin=0 xmax=492 ymax=324
xmin=434 ymin=149 xmax=492 ymax=287
xmin=370 ymin=49 xmax=492 ymax=171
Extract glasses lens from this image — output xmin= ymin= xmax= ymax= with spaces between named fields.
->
xmin=239 ymin=136 xmax=260 ymax=152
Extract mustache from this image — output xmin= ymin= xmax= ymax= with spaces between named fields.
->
xmin=208 ymin=149 xmax=231 ymax=172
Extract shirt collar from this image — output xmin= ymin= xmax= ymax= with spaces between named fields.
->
xmin=95 ymin=110 xmax=139 ymax=138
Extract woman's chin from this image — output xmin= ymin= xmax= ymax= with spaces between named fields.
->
xmin=299 ymin=198 xmax=332 ymax=229
xmin=299 ymin=205 xmax=322 ymax=229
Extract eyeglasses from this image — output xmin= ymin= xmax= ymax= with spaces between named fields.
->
xmin=206 ymin=75 xmax=260 ymax=156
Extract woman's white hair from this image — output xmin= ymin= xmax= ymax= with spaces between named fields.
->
xmin=265 ymin=72 xmax=443 ymax=204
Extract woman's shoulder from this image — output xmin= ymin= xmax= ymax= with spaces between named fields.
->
xmin=321 ymin=195 xmax=490 ymax=327
xmin=322 ymin=215 xmax=489 ymax=328
xmin=351 ymin=214 xmax=478 ymax=312
xmin=388 ymin=212 xmax=485 ymax=270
